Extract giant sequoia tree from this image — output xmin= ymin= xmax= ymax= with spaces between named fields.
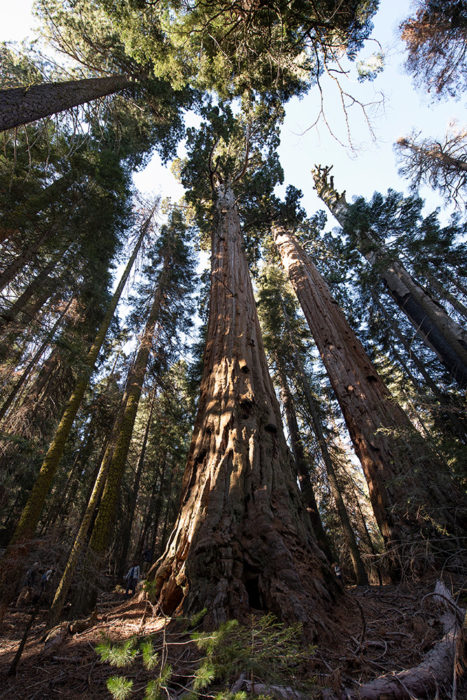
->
xmin=149 ymin=104 xmax=338 ymax=633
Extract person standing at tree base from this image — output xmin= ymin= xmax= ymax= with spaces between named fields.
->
xmin=124 ymin=563 xmax=140 ymax=597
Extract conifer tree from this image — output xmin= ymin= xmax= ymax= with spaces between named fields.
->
xmin=313 ymin=166 xmax=467 ymax=388
xmin=82 ymin=208 xmax=196 ymax=606
xmin=9 ymin=208 xmax=154 ymax=548
xmin=271 ymin=199 xmax=466 ymax=576
xmin=148 ymin=103 xmax=338 ymax=633
xmin=257 ymin=264 xmax=368 ymax=584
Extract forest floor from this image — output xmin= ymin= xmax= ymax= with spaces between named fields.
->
xmin=0 ymin=573 xmax=465 ymax=699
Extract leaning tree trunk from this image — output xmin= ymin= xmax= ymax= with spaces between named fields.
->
xmin=87 ymin=256 xmax=171 ymax=564
xmin=273 ymin=223 xmax=466 ymax=575
xmin=47 ymin=437 xmax=119 ymax=627
xmin=0 ymin=227 xmax=56 ymax=294
xmin=148 ymin=183 xmax=338 ymax=635
xmin=0 ymin=75 xmax=132 ymax=132
xmin=313 ymin=166 xmax=467 ymax=388
xmin=1 ymin=171 xmax=77 ymax=240
xmin=9 ymin=220 xmax=148 ymax=547
xmin=0 ymin=260 xmax=56 ymax=335
xmin=0 ymin=298 xmax=73 ymax=422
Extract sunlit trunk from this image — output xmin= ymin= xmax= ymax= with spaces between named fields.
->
xmin=273 ymin=223 xmax=466 ymax=574
xmin=150 ymin=183 xmax=338 ymax=635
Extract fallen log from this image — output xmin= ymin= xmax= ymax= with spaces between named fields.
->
xmin=346 ymin=581 xmax=466 ymax=699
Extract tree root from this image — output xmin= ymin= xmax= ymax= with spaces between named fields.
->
xmin=345 ymin=581 xmax=467 ymax=699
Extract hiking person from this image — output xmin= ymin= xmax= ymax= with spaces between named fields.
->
xmin=16 ymin=562 xmax=40 ymax=605
xmin=40 ymin=568 xmax=55 ymax=594
xmin=333 ymin=562 xmax=343 ymax=582
xmin=124 ymin=562 xmax=140 ymax=597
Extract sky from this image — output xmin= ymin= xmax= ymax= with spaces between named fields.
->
xmin=1 ymin=0 xmax=465 ymax=228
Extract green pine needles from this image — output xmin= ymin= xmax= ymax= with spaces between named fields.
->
xmin=96 ymin=614 xmax=317 ymax=699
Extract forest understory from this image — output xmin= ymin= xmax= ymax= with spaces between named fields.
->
xmin=1 ymin=563 xmax=466 ymax=699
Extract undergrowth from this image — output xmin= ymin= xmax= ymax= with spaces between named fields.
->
xmin=95 ymin=612 xmax=317 ymax=699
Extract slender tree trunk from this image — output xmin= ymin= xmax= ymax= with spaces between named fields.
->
xmin=273 ymin=223 xmax=466 ymax=574
xmin=375 ymin=296 xmax=442 ymax=394
xmin=313 ymin=168 xmax=467 ymax=387
xmin=444 ymin=269 xmax=467 ymax=300
xmin=47 ymin=438 xmax=118 ymax=627
xmin=87 ymin=260 xmax=170 ymax=561
xmin=0 ymin=298 xmax=73 ymax=422
xmin=135 ymin=481 xmax=158 ymax=560
xmin=117 ymin=388 xmax=157 ymax=576
xmin=1 ymin=171 xmax=77 ymax=239
xmin=288 ymin=362 xmax=368 ymax=585
xmin=8 ymin=219 xmax=148 ymax=546
xmin=423 ymin=268 xmax=467 ymax=320
xmin=373 ymin=296 xmax=467 ymax=442
xmin=0 ymin=282 xmax=62 ymax=366
xmin=144 ymin=459 xmax=167 ymax=557
xmin=0 ymin=260 xmax=56 ymax=334
xmin=274 ymin=361 xmax=333 ymax=562
xmin=0 ymin=75 xmax=132 ymax=132
xmin=352 ymin=483 xmax=383 ymax=586
xmin=148 ymin=183 xmax=338 ymax=635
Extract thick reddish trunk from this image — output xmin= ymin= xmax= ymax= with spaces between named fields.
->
xmin=150 ymin=185 xmax=338 ymax=635
xmin=273 ymin=224 xmax=466 ymax=569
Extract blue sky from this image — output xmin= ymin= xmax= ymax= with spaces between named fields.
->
xmin=1 ymin=0 xmax=465 ymax=227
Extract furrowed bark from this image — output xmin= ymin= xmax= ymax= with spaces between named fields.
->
xmin=313 ymin=166 xmax=467 ymax=388
xmin=149 ymin=183 xmax=338 ymax=635
xmin=273 ymin=223 xmax=466 ymax=573
xmin=0 ymin=75 xmax=132 ymax=132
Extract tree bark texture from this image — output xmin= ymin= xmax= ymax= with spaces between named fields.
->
xmin=149 ymin=184 xmax=338 ymax=636
xmin=273 ymin=224 xmax=466 ymax=569
xmin=0 ymin=75 xmax=132 ymax=132
xmin=313 ymin=168 xmax=467 ymax=388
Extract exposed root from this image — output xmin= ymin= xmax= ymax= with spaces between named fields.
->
xmin=345 ymin=581 xmax=467 ymax=699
